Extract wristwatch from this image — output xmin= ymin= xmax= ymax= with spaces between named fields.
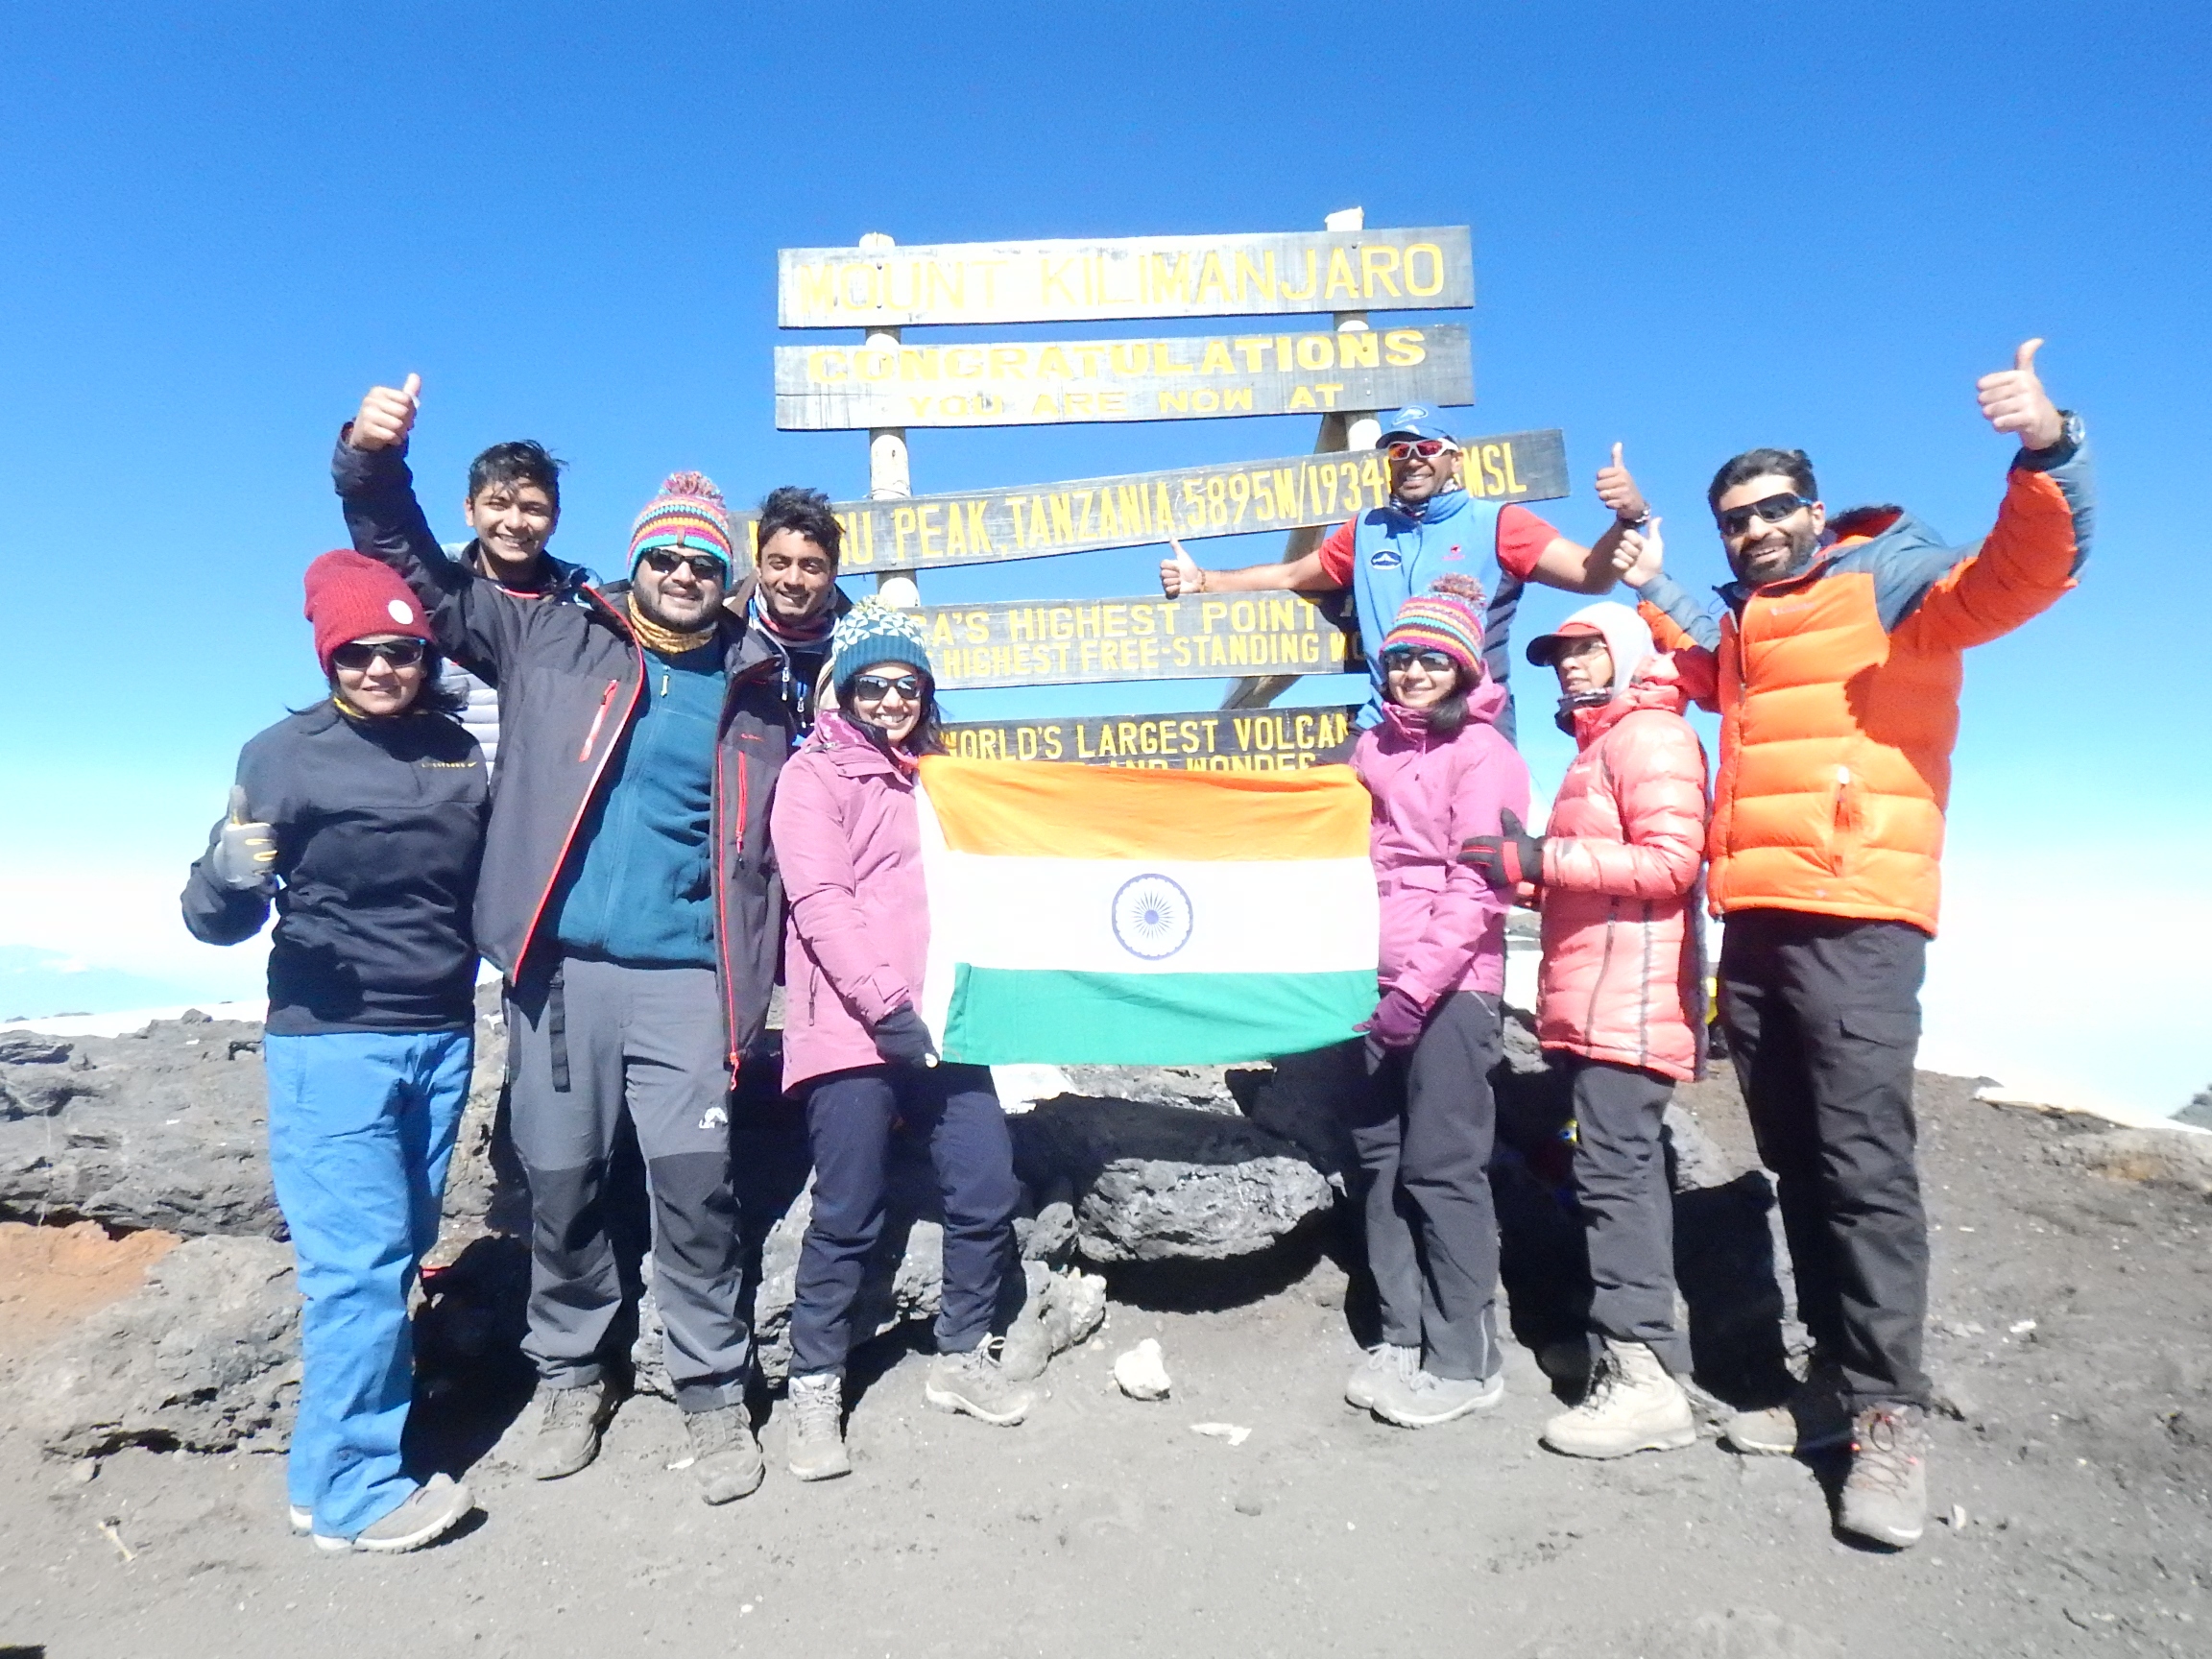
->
xmin=1616 ymin=509 xmax=1651 ymax=530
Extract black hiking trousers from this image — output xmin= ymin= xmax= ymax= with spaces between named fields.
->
xmin=1718 ymin=908 xmax=1932 ymax=1411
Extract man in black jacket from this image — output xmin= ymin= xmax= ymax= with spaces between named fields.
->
xmin=336 ymin=375 xmax=835 ymax=1505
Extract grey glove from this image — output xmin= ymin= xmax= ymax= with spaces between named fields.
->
xmin=209 ymin=784 xmax=278 ymax=892
xmin=871 ymin=1005 xmax=936 ymax=1067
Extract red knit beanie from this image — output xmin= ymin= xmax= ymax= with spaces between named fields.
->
xmin=302 ymin=550 xmax=434 ymax=674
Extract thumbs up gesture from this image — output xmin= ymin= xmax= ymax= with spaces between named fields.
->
xmin=1158 ymin=536 xmax=1206 ymax=597
xmin=348 ymin=373 xmax=421 ymax=451
xmin=1976 ymin=340 xmax=2064 ymax=450
xmin=210 ymin=785 xmax=278 ymax=892
xmin=1615 ymin=516 xmax=1666 ymax=589
xmin=1595 ymin=442 xmax=1648 ymax=524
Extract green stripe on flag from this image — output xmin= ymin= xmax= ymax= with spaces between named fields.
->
xmin=940 ymin=965 xmax=1379 ymax=1066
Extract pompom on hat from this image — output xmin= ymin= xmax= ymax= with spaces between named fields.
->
xmin=629 ymin=470 xmax=736 ymax=578
xmin=830 ymin=598 xmax=935 ymax=696
xmin=1381 ymin=573 xmax=1488 ymax=679
xmin=302 ymin=550 xmax=434 ymax=675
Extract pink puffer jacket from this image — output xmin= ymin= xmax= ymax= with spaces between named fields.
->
xmin=770 ymin=713 xmax=931 ymax=1093
xmin=1352 ymin=681 xmax=1530 ymax=1007
xmin=1536 ymin=650 xmax=1710 ymax=1081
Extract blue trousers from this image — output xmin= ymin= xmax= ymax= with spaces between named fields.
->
xmin=789 ymin=1064 xmax=1020 ymax=1377
xmin=264 ymin=1030 xmax=470 ymax=1539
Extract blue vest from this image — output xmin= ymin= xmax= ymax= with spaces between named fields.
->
xmin=1347 ymin=489 xmax=1519 ymax=730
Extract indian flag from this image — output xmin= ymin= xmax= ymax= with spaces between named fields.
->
xmin=914 ymin=757 xmax=1379 ymax=1066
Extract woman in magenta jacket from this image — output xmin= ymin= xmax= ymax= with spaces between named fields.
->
xmin=1465 ymin=593 xmax=1710 ymax=1461
xmin=1343 ymin=576 xmax=1532 ymax=1430
xmin=767 ymin=601 xmax=1034 ymax=1484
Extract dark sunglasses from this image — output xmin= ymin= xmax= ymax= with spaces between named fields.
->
xmin=1384 ymin=438 xmax=1454 ymax=462
xmin=850 ymin=673 xmax=925 ymax=702
xmin=639 ymin=548 xmax=726 ymax=582
xmin=1381 ymin=647 xmax=1458 ymax=674
xmin=331 ymin=638 xmax=427 ymax=671
xmin=1717 ymin=493 xmax=1814 ymax=537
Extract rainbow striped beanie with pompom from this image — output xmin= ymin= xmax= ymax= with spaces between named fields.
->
xmin=629 ymin=471 xmax=736 ymax=577
xmin=1381 ymin=574 xmax=1489 ymax=679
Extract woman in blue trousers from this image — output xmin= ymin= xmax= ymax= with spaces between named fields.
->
xmin=182 ymin=550 xmax=489 ymax=1552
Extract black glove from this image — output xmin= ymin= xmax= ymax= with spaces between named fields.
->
xmin=1459 ymin=808 xmax=1544 ymax=892
xmin=871 ymin=1004 xmax=937 ymax=1067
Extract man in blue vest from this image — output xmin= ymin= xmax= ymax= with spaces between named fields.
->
xmin=1160 ymin=408 xmax=1648 ymax=730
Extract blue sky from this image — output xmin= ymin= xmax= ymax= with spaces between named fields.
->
xmin=2 ymin=3 xmax=2204 ymax=1108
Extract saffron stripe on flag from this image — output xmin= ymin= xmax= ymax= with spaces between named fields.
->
xmin=918 ymin=755 xmax=1368 ymax=861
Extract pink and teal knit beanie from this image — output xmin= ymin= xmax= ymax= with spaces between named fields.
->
xmin=630 ymin=471 xmax=736 ymax=577
xmin=1382 ymin=574 xmax=1488 ymax=679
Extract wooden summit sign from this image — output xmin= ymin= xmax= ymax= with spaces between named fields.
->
xmin=775 ymin=323 xmax=1471 ymax=430
xmin=943 ymin=706 xmax=1358 ymax=770
xmin=911 ymin=590 xmax=1358 ymax=692
xmin=779 ymin=227 xmax=1474 ymax=327
xmin=732 ymin=430 xmax=1567 ymax=572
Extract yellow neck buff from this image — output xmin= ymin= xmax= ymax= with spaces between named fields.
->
xmin=627 ymin=592 xmax=717 ymax=658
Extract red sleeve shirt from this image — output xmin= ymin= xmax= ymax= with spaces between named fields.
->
xmin=1311 ymin=503 xmax=1561 ymax=588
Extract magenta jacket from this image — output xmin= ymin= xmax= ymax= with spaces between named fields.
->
xmin=770 ymin=712 xmax=930 ymax=1093
xmin=1351 ymin=682 xmax=1531 ymax=1009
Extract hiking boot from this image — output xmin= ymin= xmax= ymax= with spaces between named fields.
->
xmin=1344 ymin=1343 xmax=1418 ymax=1411
xmin=312 ymin=1474 xmax=473 ymax=1554
xmin=1541 ymin=1339 xmax=1697 ymax=1459
xmin=1721 ymin=1358 xmax=1851 ymax=1456
xmin=684 ymin=1404 xmax=766 ymax=1504
xmin=525 ymin=1377 xmax=621 ymax=1480
xmin=1369 ymin=1364 xmax=1505 ymax=1429
xmin=784 ymin=1372 xmax=852 ymax=1482
xmin=1839 ymin=1405 xmax=1929 ymax=1549
xmin=925 ymin=1345 xmax=1039 ymax=1426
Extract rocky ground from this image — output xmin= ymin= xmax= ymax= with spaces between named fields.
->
xmin=1 ymin=1012 xmax=2209 ymax=1658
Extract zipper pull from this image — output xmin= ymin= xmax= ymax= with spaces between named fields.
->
xmin=661 ymin=672 xmax=670 ymax=698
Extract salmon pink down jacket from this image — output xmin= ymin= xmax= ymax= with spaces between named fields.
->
xmin=1537 ymin=651 xmax=1711 ymax=1081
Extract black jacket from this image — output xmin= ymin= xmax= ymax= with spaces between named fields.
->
xmin=181 ymin=703 xmax=488 ymax=1034
xmin=333 ymin=436 xmax=797 ymax=1066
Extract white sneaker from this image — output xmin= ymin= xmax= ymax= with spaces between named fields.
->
xmin=1344 ymin=1343 xmax=1419 ymax=1411
xmin=312 ymin=1474 xmax=473 ymax=1553
xmin=1541 ymin=1339 xmax=1697 ymax=1458
xmin=1370 ymin=1364 xmax=1505 ymax=1428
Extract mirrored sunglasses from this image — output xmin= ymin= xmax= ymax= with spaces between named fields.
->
xmin=1384 ymin=438 xmax=1455 ymax=462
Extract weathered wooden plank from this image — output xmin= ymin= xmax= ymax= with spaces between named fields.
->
xmin=910 ymin=590 xmax=1360 ymax=692
xmin=774 ymin=325 xmax=1471 ymax=431
xmin=941 ymin=706 xmax=1359 ymax=770
xmin=779 ymin=228 xmax=1474 ymax=327
xmin=732 ymin=430 xmax=1567 ymax=573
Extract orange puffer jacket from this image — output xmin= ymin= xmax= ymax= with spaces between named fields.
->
xmin=1638 ymin=437 xmax=2092 ymax=935
xmin=1536 ymin=648 xmax=1710 ymax=1082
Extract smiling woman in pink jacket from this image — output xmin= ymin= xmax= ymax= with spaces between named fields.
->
xmin=768 ymin=601 xmax=1034 ymax=1484
xmin=1343 ymin=576 xmax=1532 ymax=1431
xmin=1465 ymin=594 xmax=1710 ymax=1463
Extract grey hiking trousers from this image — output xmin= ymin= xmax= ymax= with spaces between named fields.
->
xmin=1563 ymin=1055 xmax=1692 ymax=1377
xmin=1342 ymin=992 xmax=1503 ymax=1383
xmin=506 ymin=954 xmax=749 ymax=1412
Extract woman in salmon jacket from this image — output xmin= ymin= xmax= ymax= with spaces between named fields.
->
xmin=1462 ymin=586 xmax=1711 ymax=1460
xmin=1344 ymin=576 xmax=1533 ymax=1430
xmin=768 ymin=600 xmax=1034 ymax=1484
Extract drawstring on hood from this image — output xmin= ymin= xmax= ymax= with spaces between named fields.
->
xmin=1524 ymin=601 xmax=1655 ymax=733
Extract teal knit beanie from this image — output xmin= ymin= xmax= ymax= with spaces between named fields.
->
xmin=830 ymin=598 xmax=935 ymax=694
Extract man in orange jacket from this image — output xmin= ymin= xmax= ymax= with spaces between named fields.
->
xmin=1628 ymin=341 xmax=2091 ymax=1551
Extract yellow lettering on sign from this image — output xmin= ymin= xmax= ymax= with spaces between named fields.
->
xmin=918 ymin=505 xmax=944 ymax=559
xmin=1197 ymin=340 xmax=1234 ymax=374
xmin=990 ymin=347 xmax=1026 ymax=378
xmin=1222 ymin=387 xmax=1253 ymax=412
xmin=1040 ymin=256 xmax=1080 ymax=307
xmin=1160 ymin=390 xmax=1188 ymax=414
xmin=946 ymin=348 xmax=984 ymax=378
xmin=1110 ymin=342 xmax=1147 ymax=375
xmin=1233 ymin=336 xmax=1270 ymax=373
xmin=1280 ymin=251 xmax=1318 ymax=302
xmin=1025 ymin=495 xmax=1049 ymax=543
xmin=965 ymin=499 xmax=994 ymax=554
xmin=1098 ymin=390 xmax=1128 ymax=415
xmin=928 ymin=613 xmax=958 ymax=647
xmin=1030 ymin=395 xmax=1059 ymax=419
xmin=1324 ymin=248 xmax=1359 ymax=300
xmin=1148 ymin=252 xmax=1196 ymax=303
xmin=1359 ymin=246 xmax=1402 ymax=298
xmin=899 ymin=348 xmax=939 ymax=380
xmin=858 ymin=349 xmax=896 ymax=381
xmin=796 ymin=264 xmax=837 ymax=316
xmin=1036 ymin=346 xmax=1070 ymax=379
xmin=1288 ymin=386 xmax=1316 ymax=411
xmin=1097 ymin=489 xmax=1120 ymax=538
xmin=1479 ymin=444 xmax=1507 ymax=497
xmin=1196 ymin=252 xmax=1230 ymax=303
xmin=1049 ymin=494 xmax=1074 ymax=541
xmin=943 ymin=504 xmax=968 ymax=560
xmin=1404 ymin=243 xmax=1446 ymax=297
xmin=1235 ymin=252 xmax=1276 ymax=303
xmin=1383 ymin=329 xmax=1426 ymax=366
xmin=1152 ymin=339 xmax=1193 ymax=374
xmin=806 ymin=350 xmax=848 ymax=383
xmin=1296 ymin=336 xmax=1334 ymax=371
xmin=1338 ymin=331 xmax=1380 ymax=369
xmin=892 ymin=506 xmax=916 ymax=560
xmin=1503 ymin=445 xmax=1526 ymax=494
xmin=1072 ymin=345 xmax=1107 ymax=377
